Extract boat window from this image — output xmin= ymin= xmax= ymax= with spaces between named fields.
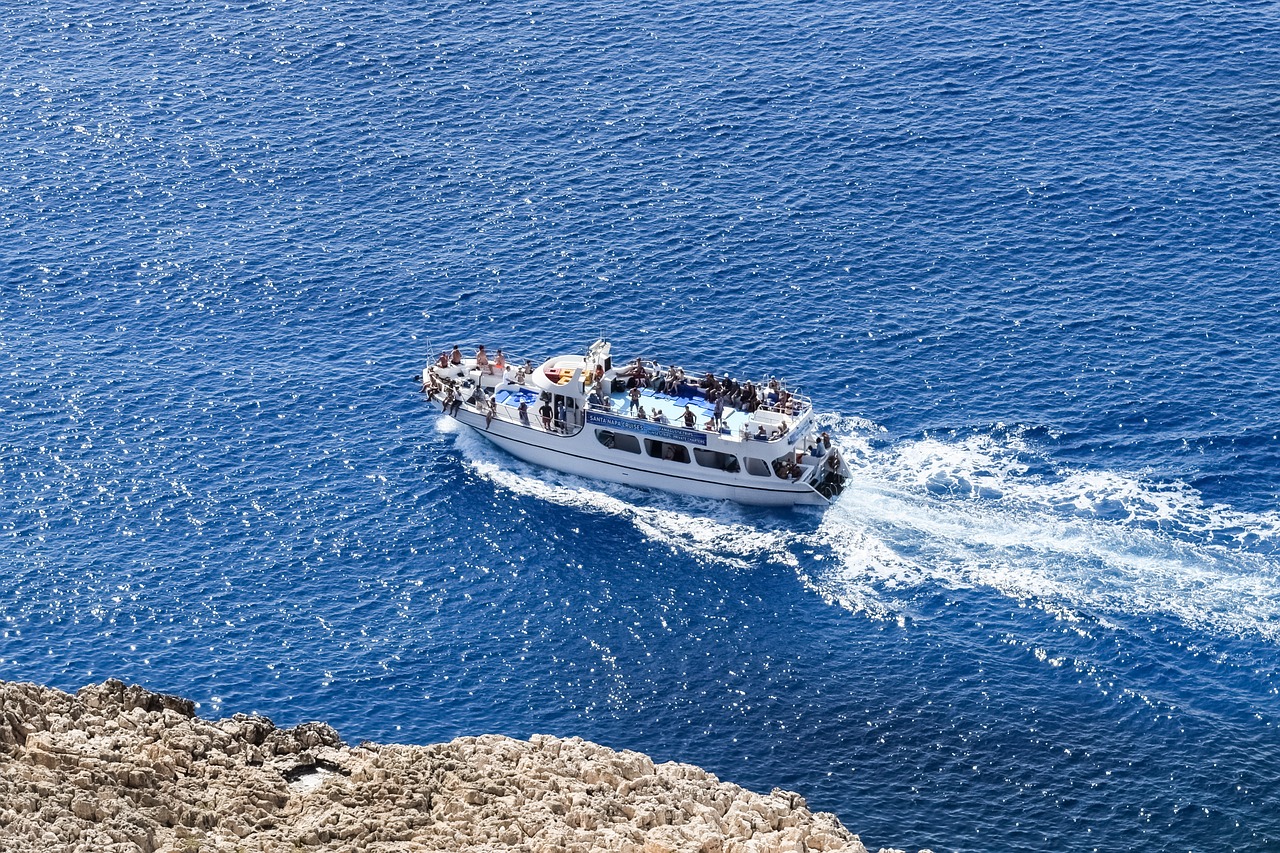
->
xmin=595 ymin=430 xmax=641 ymax=454
xmin=745 ymin=457 xmax=771 ymax=477
xmin=772 ymin=454 xmax=801 ymax=479
xmin=612 ymin=433 xmax=642 ymax=454
xmin=644 ymin=439 xmax=690 ymax=463
xmin=694 ymin=448 xmax=740 ymax=472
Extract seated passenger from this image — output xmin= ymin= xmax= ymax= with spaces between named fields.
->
xmin=450 ymin=345 xmax=463 ymax=365
xmin=651 ymin=408 xmax=668 ymax=424
xmin=755 ymin=426 xmax=768 ymax=440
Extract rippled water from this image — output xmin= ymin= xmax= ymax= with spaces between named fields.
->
xmin=2 ymin=1 xmax=1279 ymax=851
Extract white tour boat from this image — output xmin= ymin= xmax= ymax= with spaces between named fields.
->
xmin=420 ymin=339 xmax=849 ymax=507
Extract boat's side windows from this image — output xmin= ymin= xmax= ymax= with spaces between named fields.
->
xmin=596 ymin=429 xmax=641 ymax=454
xmin=644 ymin=439 xmax=690 ymax=463
xmin=744 ymin=457 xmax=771 ymax=477
xmin=694 ymin=448 xmax=739 ymax=472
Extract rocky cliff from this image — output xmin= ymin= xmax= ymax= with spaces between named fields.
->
xmin=0 ymin=679 xmax=922 ymax=853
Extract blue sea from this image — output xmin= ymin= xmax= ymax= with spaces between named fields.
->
xmin=2 ymin=1 xmax=1279 ymax=850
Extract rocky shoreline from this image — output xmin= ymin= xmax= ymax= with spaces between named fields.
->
xmin=0 ymin=679 xmax=926 ymax=852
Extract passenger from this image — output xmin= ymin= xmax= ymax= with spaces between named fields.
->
xmin=515 ymin=364 xmax=528 ymax=385
xmin=518 ymin=401 xmax=530 ymax=424
xmin=777 ymin=420 xmax=789 ymax=436
xmin=636 ymin=408 xmax=647 ymax=421
xmin=682 ymin=406 xmax=697 ymax=429
xmin=713 ymin=395 xmax=725 ymax=428
xmin=450 ymin=393 xmax=462 ymax=416
xmin=539 ymin=400 xmax=552 ymax=430
xmin=476 ymin=345 xmax=491 ymax=375
xmin=436 ymin=352 xmax=449 ymax=369
xmin=555 ymin=402 xmax=567 ymax=432
xmin=485 ymin=397 xmax=497 ymax=428
xmin=755 ymin=426 xmax=768 ymax=440
xmin=662 ymin=444 xmax=676 ymax=461
xmin=627 ymin=357 xmax=648 ymax=384
xmin=442 ymin=387 xmax=455 ymax=413
xmin=629 ymin=386 xmax=643 ymax=415
xmin=594 ymin=364 xmax=605 ymax=386
xmin=494 ymin=349 xmax=506 ymax=373
xmin=652 ymin=408 xmax=668 ymax=424
xmin=450 ymin=345 xmax=463 ymax=365
xmin=588 ymin=388 xmax=603 ymax=409
xmin=703 ymin=418 xmax=717 ymax=432
xmin=821 ymin=432 xmax=832 ymax=451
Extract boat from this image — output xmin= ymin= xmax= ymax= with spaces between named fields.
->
xmin=420 ymin=339 xmax=849 ymax=507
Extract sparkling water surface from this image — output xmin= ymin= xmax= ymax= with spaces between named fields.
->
xmin=2 ymin=1 xmax=1279 ymax=851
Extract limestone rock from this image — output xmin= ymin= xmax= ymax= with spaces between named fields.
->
xmin=0 ymin=679 xmax=931 ymax=853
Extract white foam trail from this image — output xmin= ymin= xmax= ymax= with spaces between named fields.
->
xmin=814 ymin=428 xmax=1280 ymax=641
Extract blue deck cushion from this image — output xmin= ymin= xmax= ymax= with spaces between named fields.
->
xmin=496 ymin=387 xmax=540 ymax=407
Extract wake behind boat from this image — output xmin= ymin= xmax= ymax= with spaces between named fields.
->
xmin=420 ymin=340 xmax=849 ymax=507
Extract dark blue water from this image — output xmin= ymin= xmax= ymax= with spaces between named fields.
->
xmin=3 ymin=1 xmax=1279 ymax=850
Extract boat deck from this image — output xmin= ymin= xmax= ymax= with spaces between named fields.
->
xmin=492 ymin=382 xmax=803 ymax=445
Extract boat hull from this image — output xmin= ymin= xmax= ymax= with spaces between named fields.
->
xmin=451 ymin=409 xmax=827 ymax=507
